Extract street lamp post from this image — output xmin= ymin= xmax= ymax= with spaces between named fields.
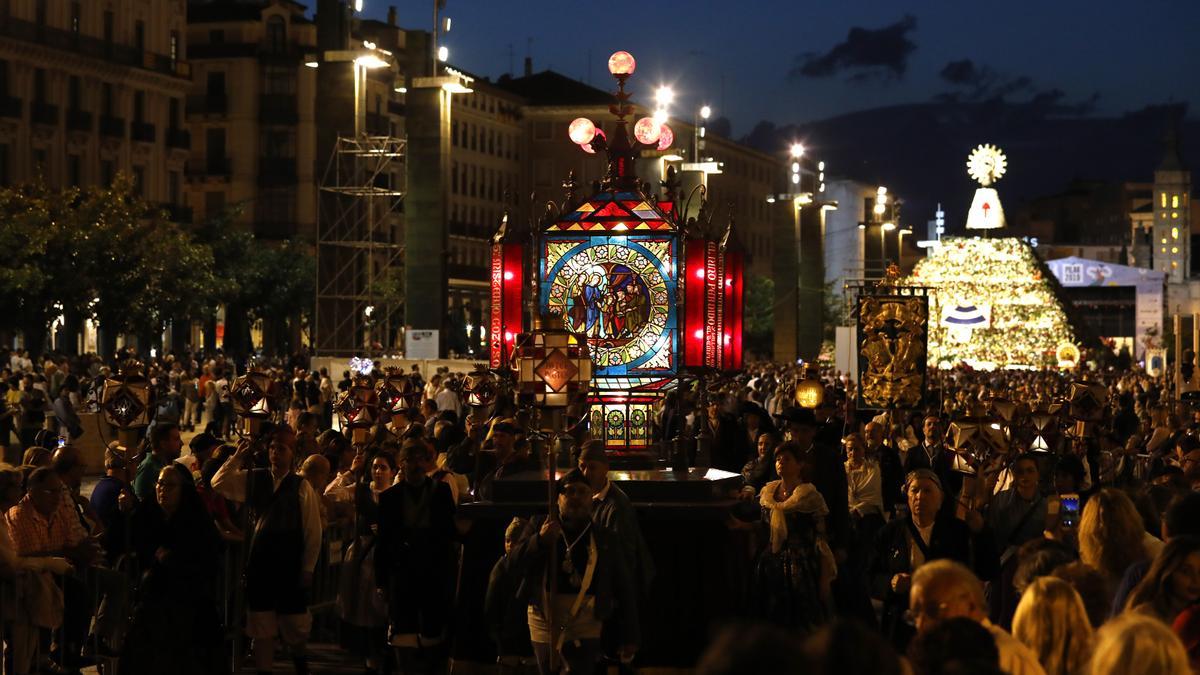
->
xmin=898 ymin=227 xmax=912 ymax=268
xmin=694 ymin=104 xmax=711 ymax=163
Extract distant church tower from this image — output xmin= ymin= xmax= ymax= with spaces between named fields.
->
xmin=1154 ymin=122 xmax=1191 ymax=282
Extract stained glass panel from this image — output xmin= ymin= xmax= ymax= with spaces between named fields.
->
xmin=541 ymin=234 xmax=678 ymax=389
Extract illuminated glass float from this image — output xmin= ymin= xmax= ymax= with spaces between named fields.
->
xmin=488 ymin=50 xmax=744 ymax=452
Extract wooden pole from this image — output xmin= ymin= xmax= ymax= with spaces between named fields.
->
xmin=1176 ymin=314 xmax=1183 ymax=397
xmin=542 ymin=408 xmax=560 ymax=672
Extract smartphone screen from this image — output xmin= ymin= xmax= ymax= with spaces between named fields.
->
xmin=1060 ymin=493 xmax=1080 ymax=528
xmin=57 ymin=436 xmax=66 ymax=449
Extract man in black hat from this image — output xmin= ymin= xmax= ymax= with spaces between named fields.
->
xmin=473 ymin=418 xmax=540 ymax=501
xmin=509 ymin=470 xmax=639 ymax=674
xmin=578 ymin=441 xmax=654 ymax=593
xmin=183 ymin=431 xmax=223 ymax=478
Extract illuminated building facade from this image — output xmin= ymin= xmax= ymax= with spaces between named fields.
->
xmin=0 ymin=0 xmax=191 ymax=213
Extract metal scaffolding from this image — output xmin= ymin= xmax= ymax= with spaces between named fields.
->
xmin=315 ymin=135 xmax=406 ymax=355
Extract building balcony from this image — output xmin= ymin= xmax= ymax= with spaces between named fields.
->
xmin=0 ymin=17 xmax=189 ymax=80
xmin=258 ymin=157 xmax=297 ymax=186
xmin=99 ymin=115 xmax=125 ymax=138
xmin=31 ymin=102 xmax=58 ymax=126
xmin=0 ymin=95 xmax=22 ymax=119
xmin=259 ymin=94 xmax=298 ymax=125
xmin=186 ymin=94 xmax=227 ymax=116
xmin=365 ymin=112 xmax=390 ymax=136
xmin=166 ymin=128 xmax=190 ymax=149
xmin=161 ymin=203 xmax=193 ymax=224
xmin=65 ymin=109 xmax=92 ymax=131
xmin=131 ymin=121 xmax=156 ymax=143
xmin=187 ymin=157 xmax=232 ymax=180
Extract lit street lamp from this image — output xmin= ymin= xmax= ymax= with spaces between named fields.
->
xmin=898 ymin=226 xmax=913 ymax=267
xmin=694 ymin=104 xmax=711 ymax=162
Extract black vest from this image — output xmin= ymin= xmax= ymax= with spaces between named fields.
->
xmin=246 ymin=470 xmax=304 ymax=577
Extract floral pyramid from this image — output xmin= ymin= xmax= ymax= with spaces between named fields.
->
xmin=908 ymin=237 xmax=1076 ymax=369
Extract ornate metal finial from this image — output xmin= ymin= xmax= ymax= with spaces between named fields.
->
xmin=662 ymin=165 xmax=679 ymax=203
xmin=876 ymin=263 xmax=902 ymax=290
xmin=562 ymin=170 xmax=580 ymax=205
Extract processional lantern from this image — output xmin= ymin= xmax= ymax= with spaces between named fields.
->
xmin=334 ymin=375 xmax=379 ymax=444
xmin=487 ymin=49 xmax=742 ymax=451
xmin=101 ymin=360 xmax=154 ymax=448
xmin=720 ymin=219 xmax=745 ymax=371
xmin=462 ymin=363 xmax=500 ymax=422
xmin=794 ymin=362 xmax=825 ymax=410
xmin=230 ymin=369 xmax=279 ymax=437
xmin=375 ymin=367 xmax=419 ymax=415
xmin=513 ymin=316 xmax=592 ymax=410
xmin=489 ymin=211 xmax=525 ymax=369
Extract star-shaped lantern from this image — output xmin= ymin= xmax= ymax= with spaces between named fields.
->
xmin=375 ymin=368 xmax=419 ymax=415
xmin=335 ymin=375 xmax=380 ymax=430
xmin=231 ymin=369 xmax=278 ymax=421
xmin=462 ymin=364 xmax=499 ymax=410
xmin=101 ymin=360 xmax=153 ymax=430
xmin=513 ymin=315 xmax=592 ymax=409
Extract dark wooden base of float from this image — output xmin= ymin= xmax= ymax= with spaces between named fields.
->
xmin=451 ymin=468 xmax=752 ymax=668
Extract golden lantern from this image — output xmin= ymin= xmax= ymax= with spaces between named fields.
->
xmin=513 ymin=315 xmax=592 ymax=409
xmin=794 ymin=363 xmax=825 ymax=410
xmin=230 ymin=369 xmax=279 ymax=437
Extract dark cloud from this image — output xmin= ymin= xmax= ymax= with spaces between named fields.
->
xmin=789 ymin=15 xmax=918 ymax=83
xmin=935 ymin=58 xmax=1097 ymax=115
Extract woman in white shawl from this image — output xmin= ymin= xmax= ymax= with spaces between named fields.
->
xmin=752 ymin=441 xmax=837 ymax=632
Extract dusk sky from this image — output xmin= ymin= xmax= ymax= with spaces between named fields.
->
xmin=302 ymin=0 xmax=1200 ymax=137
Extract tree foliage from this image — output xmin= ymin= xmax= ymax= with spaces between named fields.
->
xmin=0 ymin=175 xmax=315 ymax=356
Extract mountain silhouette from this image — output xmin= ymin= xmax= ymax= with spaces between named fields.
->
xmin=738 ymin=102 xmax=1197 ymax=237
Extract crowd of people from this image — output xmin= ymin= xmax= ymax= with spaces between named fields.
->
xmin=2 ymin=346 xmax=1200 ymax=675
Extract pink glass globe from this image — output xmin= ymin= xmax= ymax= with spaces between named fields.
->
xmin=608 ymin=51 xmax=636 ymax=76
xmin=568 ymin=118 xmax=596 ymax=145
xmin=633 ymin=117 xmax=661 ymax=145
xmin=657 ymin=124 xmax=674 ymax=150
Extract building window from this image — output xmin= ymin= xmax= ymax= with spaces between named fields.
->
xmin=205 ymin=190 xmax=226 ymax=217
xmin=263 ymin=66 xmax=295 ymax=95
xmin=133 ymin=91 xmax=145 ymax=123
xmin=135 ymin=21 xmax=145 ymax=53
xmin=1173 ymin=195 xmax=1181 ymax=209
xmin=170 ymin=31 xmax=179 ymax=66
xmin=101 ymin=160 xmax=114 ymax=185
xmin=33 ymin=69 xmax=46 ymax=104
xmin=206 ymin=128 xmax=227 ymax=160
xmin=35 ymin=0 xmax=45 ymax=26
xmin=101 ymin=83 xmax=114 ymax=116
xmin=133 ymin=166 xmax=145 ymax=196
xmin=71 ymin=2 xmax=80 ymax=33
xmin=103 ymin=11 xmax=114 ymax=45
xmin=209 ymin=30 xmax=225 ymax=45
xmin=265 ymin=16 xmax=287 ymax=54
xmin=534 ymin=121 xmax=551 ymax=140
xmin=262 ymin=130 xmax=295 ymax=158
xmin=451 ymin=161 xmax=458 ymax=193
xmin=169 ymin=171 xmax=181 ymax=205
xmin=169 ymin=98 xmax=180 ymax=129
xmin=32 ymin=149 xmax=47 ymax=176
xmin=68 ymin=155 xmax=81 ymax=186
xmin=206 ymin=72 xmax=225 ymax=98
